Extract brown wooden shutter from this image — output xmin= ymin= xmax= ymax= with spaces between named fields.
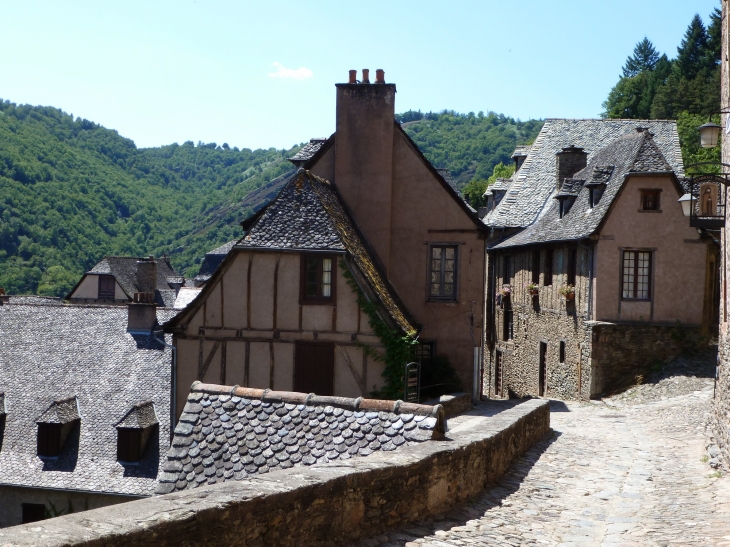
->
xmin=37 ymin=423 xmax=61 ymax=457
xmin=294 ymin=342 xmax=335 ymax=396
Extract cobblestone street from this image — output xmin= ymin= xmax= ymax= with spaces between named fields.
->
xmin=355 ymin=356 xmax=730 ymax=546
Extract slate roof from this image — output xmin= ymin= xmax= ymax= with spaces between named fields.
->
xmin=116 ymin=401 xmax=159 ymax=430
xmin=173 ymin=287 xmax=202 ymax=310
xmin=288 ymin=138 xmax=329 ymax=165
xmin=485 ymin=177 xmax=513 ymax=197
xmin=0 ymin=300 xmax=172 ymax=496
xmin=436 ymin=169 xmax=459 ymax=194
xmin=0 ymin=393 xmax=5 ymax=415
xmin=157 ymin=383 xmax=446 ymax=494
xmin=74 ymin=257 xmax=180 ymax=302
xmin=492 ymin=129 xmax=680 ymax=249
xmin=234 ymin=169 xmax=417 ymax=334
xmin=512 ymin=145 xmax=531 ymax=159
xmin=36 ymin=397 xmax=80 ymax=424
xmin=195 ymin=240 xmax=238 ymax=283
xmin=484 ymin=119 xmax=683 ymax=228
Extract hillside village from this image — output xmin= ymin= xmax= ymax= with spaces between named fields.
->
xmin=1 ymin=6 xmax=730 ymax=547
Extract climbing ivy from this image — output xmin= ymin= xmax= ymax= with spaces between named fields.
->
xmin=340 ymin=260 xmax=417 ymax=399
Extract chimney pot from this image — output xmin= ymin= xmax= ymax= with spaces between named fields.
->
xmin=348 ymin=69 xmax=357 ymax=84
xmin=375 ymin=69 xmax=385 ymax=84
xmin=362 ymin=69 xmax=370 ymax=84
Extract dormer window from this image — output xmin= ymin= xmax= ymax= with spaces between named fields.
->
xmin=557 ymin=197 xmax=576 ymax=219
xmin=116 ymin=401 xmax=158 ymax=464
xmin=35 ymin=396 xmax=80 ymax=459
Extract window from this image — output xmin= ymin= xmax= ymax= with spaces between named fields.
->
xmin=37 ymin=423 xmax=62 ymax=458
xmin=494 ymin=350 xmax=503 ymax=395
xmin=622 ymin=251 xmax=652 ymax=300
xmin=412 ymin=341 xmax=434 ymax=363
xmin=429 ymin=245 xmax=458 ymax=300
xmin=544 ymin=249 xmax=553 ymax=286
xmin=531 ymin=251 xmax=540 ymax=284
xmin=559 ymin=341 xmax=565 ymax=363
xmin=22 ymin=504 xmax=46 ymax=524
xmin=117 ymin=428 xmax=143 ymax=463
xmin=502 ymin=299 xmax=513 ymax=341
xmin=503 ymin=256 xmax=511 ymax=285
xmin=567 ymin=248 xmax=577 ymax=286
xmin=640 ymin=190 xmax=661 ymax=211
xmin=300 ymin=254 xmax=336 ymax=304
xmin=98 ymin=275 xmax=116 ymax=299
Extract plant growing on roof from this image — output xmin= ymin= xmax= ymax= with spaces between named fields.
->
xmin=340 ymin=260 xmax=418 ymax=399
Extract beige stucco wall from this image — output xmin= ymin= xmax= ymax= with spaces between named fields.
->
xmin=173 ymin=250 xmax=382 ymax=417
xmin=595 ymin=175 xmax=709 ymax=324
xmin=69 ymin=275 xmax=126 ymax=301
xmin=0 ymin=485 xmax=137 ymax=529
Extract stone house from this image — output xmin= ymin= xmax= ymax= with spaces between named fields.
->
xmin=164 ymin=71 xmax=487 ymax=415
xmin=483 ymin=119 xmax=717 ymax=400
xmin=0 ymin=295 xmax=174 ymax=528
xmin=66 ymin=255 xmax=181 ymax=307
xmin=157 ymin=382 xmax=444 ymax=494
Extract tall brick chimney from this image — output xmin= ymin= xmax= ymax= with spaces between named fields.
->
xmin=334 ymin=69 xmax=396 ymax=272
xmin=555 ymin=146 xmax=588 ymax=191
xmin=128 ymin=257 xmax=157 ymax=334
xmin=136 ymin=256 xmax=157 ymax=294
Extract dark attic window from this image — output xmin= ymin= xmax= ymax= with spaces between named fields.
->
xmin=98 ymin=275 xmax=116 ymax=299
xmin=21 ymin=503 xmax=47 ymax=524
xmin=641 ymin=189 xmax=661 ymax=211
xmin=37 ymin=423 xmax=62 ymax=458
xmin=117 ymin=428 xmax=143 ymax=463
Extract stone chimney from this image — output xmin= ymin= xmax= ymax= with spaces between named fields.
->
xmin=129 ymin=257 xmax=157 ymax=334
xmin=334 ymin=69 xmax=396 ymax=272
xmin=555 ymin=146 xmax=588 ymax=191
xmin=0 ymin=288 xmax=7 ymax=305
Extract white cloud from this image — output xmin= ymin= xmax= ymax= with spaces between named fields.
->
xmin=267 ymin=62 xmax=313 ymax=80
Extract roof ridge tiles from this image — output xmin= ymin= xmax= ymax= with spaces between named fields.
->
xmin=191 ymin=381 xmax=443 ymax=418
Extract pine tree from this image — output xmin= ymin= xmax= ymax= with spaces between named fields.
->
xmin=706 ymin=7 xmax=722 ymax=65
xmin=676 ymin=14 xmax=709 ymax=80
xmin=622 ymin=37 xmax=660 ymax=77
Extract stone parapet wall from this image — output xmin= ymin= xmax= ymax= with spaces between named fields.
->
xmin=591 ymin=322 xmax=708 ymax=396
xmin=715 ymin=336 xmax=729 ymax=464
xmin=0 ymin=400 xmax=550 ymax=547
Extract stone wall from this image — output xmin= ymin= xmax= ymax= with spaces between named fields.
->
xmin=590 ymin=322 xmax=709 ymax=395
xmin=0 ymin=486 xmax=137 ymax=528
xmin=0 ymin=400 xmax=550 ymax=547
xmin=715 ymin=335 xmax=729 ymax=465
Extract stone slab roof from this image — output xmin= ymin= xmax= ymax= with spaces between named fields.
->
xmin=235 ymin=170 xmax=417 ymax=334
xmin=288 ymin=138 xmax=329 ymax=164
xmin=36 ymin=397 xmax=80 ymax=424
xmin=173 ymin=287 xmax=202 ymax=310
xmin=84 ymin=257 xmax=180 ymax=299
xmin=484 ymin=119 xmax=683 ymax=228
xmin=492 ymin=129 xmax=679 ymax=249
xmin=195 ymin=240 xmax=238 ymax=282
xmin=0 ymin=301 xmax=172 ymax=496
xmin=157 ymin=383 xmax=445 ymax=494
xmin=116 ymin=401 xmax=159 ymax=430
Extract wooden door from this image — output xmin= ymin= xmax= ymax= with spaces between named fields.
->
xmin=294 ymin=342 xmax=334 ymax=396
xmin=539 ymin=342 xmax=547 ymax=397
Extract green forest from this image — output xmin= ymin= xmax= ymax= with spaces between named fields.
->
xmin=0 ymin=7 xmax=721 ymax=297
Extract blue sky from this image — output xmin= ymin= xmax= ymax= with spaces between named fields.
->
xmin=0 ymin=1 xmax=719 ymax=150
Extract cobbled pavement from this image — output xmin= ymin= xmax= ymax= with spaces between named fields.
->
xmin=353 ymin=355 xmax=730 ymax=546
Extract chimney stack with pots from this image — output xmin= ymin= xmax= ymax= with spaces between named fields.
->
xmin=361 ymin=69 xmax=370 ymax=84
xmin=128 ymin=257 xmax=158 ymax=334
xmin=555 ymin=146 xmax=588 ymax=191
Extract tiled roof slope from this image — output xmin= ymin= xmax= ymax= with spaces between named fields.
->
xmin=157 ymin=383 xmax=445 ymax=494
xmin=116 ymin=401 xmax=158 ymax=429
xmin=36 ymin=397 xmax=80 ymax=424
xmin=0 ymin=300 xmax=171 ymax=496
xmin=493 ymin=129 xmax=677 ymax=249
xmin=288 ymin=138 xmax=328 ymax=164
xmin=195 ymin=240 xmax=238 ymax=282
xmin=88 ymin=257 xmax=179 ymax=298
xmin=436 ymin=169 xmax=459 ymax=194
xmin=237 ymin=170 xmax=417 ymax=334
xmin=484 ymin=119 xmax=683 ymax=228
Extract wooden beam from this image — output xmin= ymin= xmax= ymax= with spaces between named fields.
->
xmin=244 ymin=341 xmax=250 ymax=387
xmin=246 ymin=254 xmax=253 ymax=329
xmin=220 ymin=341 xmax=227 ymax=385
xmin=273 ymin=253 xmax=281 ymax=330
xmin=198 ymin=340 xmax=221 ymax=381
xmin=338 ymin=346 xmax=366 ymax=396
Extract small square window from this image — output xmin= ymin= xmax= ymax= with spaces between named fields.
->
xmin=641 ymin=190 xmax=660 ymax=211
xmin=300 ymin=254 xmax=336 ymax=304
xmin=412 ymin=341 xmax=434 ymax=363
xmin=428 ymin=245 xmax=458 ymax=301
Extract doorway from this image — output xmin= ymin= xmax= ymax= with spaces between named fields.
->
xmin=494 ymin=350 xmax=503 ymax=396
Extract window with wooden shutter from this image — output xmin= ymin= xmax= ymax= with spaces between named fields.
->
xmin=531 ymin=251 xmax=540 ymax=284
xmin=567 ymin=248 xmax=577 ymax=286
xmin=117 ymin=428 xmax=143 ymax=462
xmin=544 ymin=249 xmax=554 ymax=286
xmin=37 ymin=423 xmax=62 ymax=458
xmin=98 ymin=275 xmax=116 ymax=299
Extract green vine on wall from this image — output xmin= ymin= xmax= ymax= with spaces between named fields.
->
xmin=340 ymin=260 xmax=417 ymax=399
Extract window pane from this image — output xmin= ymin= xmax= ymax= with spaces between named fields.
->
xmin=444 ymin=271 xmax=454 ymax=283
xmin=431 ymin=259 xmax=441 ymax=272
xmin=445 ymin=248 xmax=454 ymax=260
xmin=322 ymin=259 xmax=332 ymax=272
xmin=432 ymin=247 xmax=441 ymax=259
xmin=637 ymin=252 xmax=650 ymax=299
xmin=622 ymin=252 xmax=635 ymax=298
xmin=444 ymin=259 xmax=455 ymax=272
xmin=321 ymin=258 xmax=332 ymax=298
xmin=431 ymin=271 xmax=441 ymax=283
xmin=444 ymin=283 xmax=454 ymax=295
xmin=430 ymin=283 xmax=441 ymax=295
